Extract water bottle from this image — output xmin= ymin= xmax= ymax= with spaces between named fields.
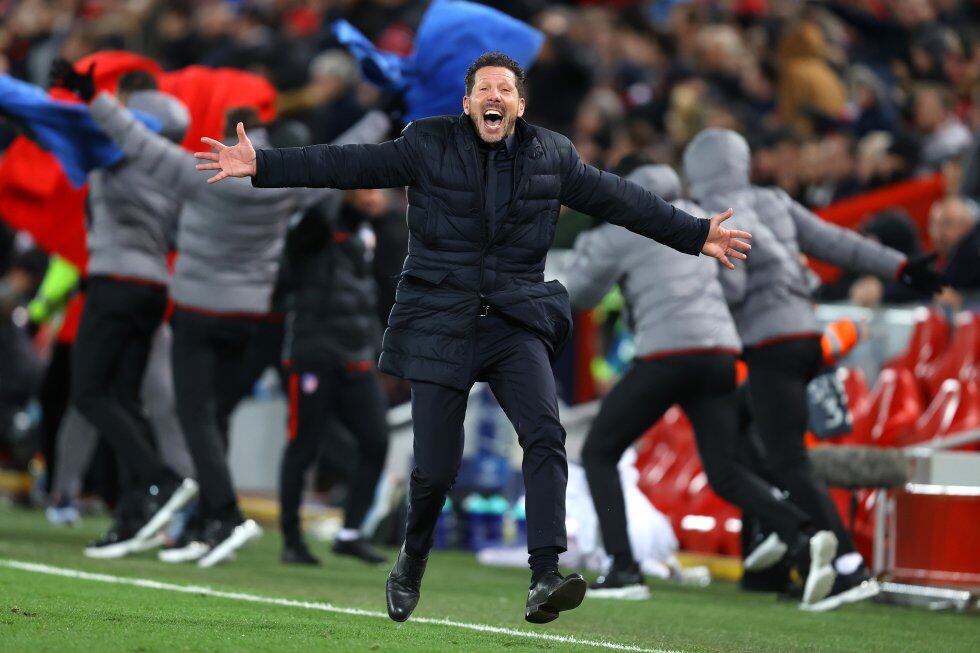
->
xmin=462 ymin=493 xmax=490 ymax=550
xmin=511 ymin=496 xmax=527 ymax=546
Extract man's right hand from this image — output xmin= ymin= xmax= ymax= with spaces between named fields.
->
xmin=193 ymin=122 xmax=257 ymax=184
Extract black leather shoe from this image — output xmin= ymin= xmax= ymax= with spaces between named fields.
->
xmin=333 ymin=537 xmax=387 ymax=565
xmin=525 ymin=572 xmax=587 ymax=624
xmin=386 ymin=546 xmax=427 ymax=622
xmin=281 ymin=541 xmax=321 ymax=566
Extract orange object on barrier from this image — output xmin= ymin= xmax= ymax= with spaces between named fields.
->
xmin=821 ymin=319 xmax=861 ymax=366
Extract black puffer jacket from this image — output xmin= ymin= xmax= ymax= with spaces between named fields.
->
xmin=254 ymin=114 xmax=709 ymax=389
xmin=280 ymin=201 xmax=381 ymax=365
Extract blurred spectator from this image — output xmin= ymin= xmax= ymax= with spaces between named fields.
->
xmin=776 ymin=20 xmax=846 ymax=135
xmin=929 ymin=196 xmax=980 ymax=290
xmin=914 ymin=83 xmax=973 ymax=171
xmin=847 ymin=66 xmax=901 ymax=138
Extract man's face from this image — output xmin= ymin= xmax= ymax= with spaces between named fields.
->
xmin=929 ymin=199 xmax=974 ymax=255
xmin=463 ymin=66 xmax=525 ymax=144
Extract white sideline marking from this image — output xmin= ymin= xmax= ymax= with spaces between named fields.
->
xmin=0 ymin=559 xmax=683 ymax=653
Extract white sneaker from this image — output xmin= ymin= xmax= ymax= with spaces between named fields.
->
xmin=131 ymin=478 xmax=199 ymax=548
xmin=800 ymin=531 xmax=838 ymax=608
xmin=744 ymin=533 xmax=788 ymax=572
xmin=802 ymin=575 xmax=881 ymax=612
xmin=46 ymin=503 xmax=81 ymax=527
xmin=197 ymin=519 xmax=263 ymax=568
xmin=159 ymin=540 xmax=211 ymax=564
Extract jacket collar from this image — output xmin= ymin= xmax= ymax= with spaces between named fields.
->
xmin=454 ymin=113 xmax=541 ymax=159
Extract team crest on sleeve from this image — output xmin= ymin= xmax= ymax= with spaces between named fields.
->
xmin=301 ymin=373 xmax=319 ymax=394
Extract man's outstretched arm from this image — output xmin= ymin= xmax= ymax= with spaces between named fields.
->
xmin=558 ymin=142 xmax=751 ymax=269
xmin=89 ymin=92 xmax=202 ymax=200
xmin=195 ymin=120 xmax=418 ymax=190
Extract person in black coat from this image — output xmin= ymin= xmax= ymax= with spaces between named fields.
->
xmin=277 ymin=194 xmax=390 ymax=569
xmin=195 ymin=51 xmax=751 ymax=625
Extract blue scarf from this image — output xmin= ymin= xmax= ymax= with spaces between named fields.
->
xmin=333 ymin=0 xmax=543 ymax=122
xmin=0 ymin=75 xmax=160 ymax=187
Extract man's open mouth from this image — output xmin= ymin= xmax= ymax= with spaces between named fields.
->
xmin=483 ymin=108 xmax=503 ymax=129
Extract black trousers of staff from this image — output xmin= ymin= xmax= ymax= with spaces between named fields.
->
xmin=581 ymin=351 xmax=812 ymax=560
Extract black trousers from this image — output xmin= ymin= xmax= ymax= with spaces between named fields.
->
xmin=171 ymin=307 xmax=257 ymax=522
xmin=743 ymin=337 xmax=857 ymax=555
xmin=405 ymin=311 xmax=567 ymax=558
xmin=279 ymin=357 xmax=390 ymax=543
xmin=71 ymin=277 xmax=171 ymax=489
xmin=581 ymin=352 xmax=811 ymax=559
xmin=39 ymin=341 xmax=72 ymax=495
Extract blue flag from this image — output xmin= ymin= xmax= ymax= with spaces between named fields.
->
xmin=333 ymin=0 xmax=544 ymax=122
xmin=0 ymin=75 xmax=160 ymax=187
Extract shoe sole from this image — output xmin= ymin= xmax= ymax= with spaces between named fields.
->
xmin=586 ymin=584 xmax=650 ymax=601
xmin=132 ymin=479 xmax=199 ymax=548
xmin=526 ymin=576 xmax=587 ymax=624
xmin=84 ymin=539 xmax=139 ymax=559
xmin=744 ymin=533 xmax=788 ymax=572
xmin=198 ymin=520 xmax=263 ymax=568
xmin=801 ymin=578 xmax=882 ymax=613
xmin=801 ymin=531 xmax=838 ymax=607
xmin=333 ymin=546 xmax=386 ymax=566
xmin=159 ymin=542 xmax=211 ymax=564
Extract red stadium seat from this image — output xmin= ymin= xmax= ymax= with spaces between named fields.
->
xmin=677 ymin=479 xmax=740 ymax=556
xmin=862 ymin=367 xmax=925 ymax=447
xmin=921 ymin=312 xmax=980 ymax=399
xmin=884 ymin=308 xmax=949 ymax=398
xmin=897 ymin=378 xmax=980 ymax=449
xmin=635 ymin=407 xmax=698 ymax=519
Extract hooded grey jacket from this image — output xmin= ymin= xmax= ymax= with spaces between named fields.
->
xmin=555 ymin=165 xmax=741 ymax=358
xmin=86 ymin=91 xmax=189 ymax=285
xmin=90 ymin=93 xmax=389 ymax=314
xmin=683 ymin=128 xmax=906 ymax=347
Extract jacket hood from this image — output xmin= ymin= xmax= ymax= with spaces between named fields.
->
xmin=126 ymin=91 xmax=190 ymax=144
xmin=627 ymin=164 xmax=681 ymax=202
xmin=682 ymin=128 xmax=751 ymax=202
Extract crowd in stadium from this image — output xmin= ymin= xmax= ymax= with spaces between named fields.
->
xmin=0 ymin=0 xmax=978 ymax=626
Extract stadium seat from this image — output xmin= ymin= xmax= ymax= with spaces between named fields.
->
xmin=884 ymin=307 xmax=949 ymax=399
xmin=921 ymin=312 xmax=980 ymax=398
xmin=897 ymin=378 xmax=980 ymax=449
xmin=862 ymin=367 xmax=925 ymax=447
xmin=677 ymin=478 xmax=741 ymax=556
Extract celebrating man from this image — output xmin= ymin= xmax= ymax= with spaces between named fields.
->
xmin=195 ymin=51 xmax=750 ymax=624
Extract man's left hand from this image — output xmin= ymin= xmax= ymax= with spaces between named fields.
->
xmin=702 ymin=208 xmax=752 ymax=270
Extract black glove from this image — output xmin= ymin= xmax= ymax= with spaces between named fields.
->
xmin=49 ymin=58 xmax=96 ymax=102
xmin=898 ymin=252 xmax=943 ymax=295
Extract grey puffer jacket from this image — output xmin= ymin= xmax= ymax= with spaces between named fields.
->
xmin=86 ymin=91 xmax=189 ymax=285
xmin=683 ymin=128 xmax=907 ymax=347
xmin=555 ymin=165 xmax=741 ymax=358
xmin=90 ymin=92 xmax=389 ymax=314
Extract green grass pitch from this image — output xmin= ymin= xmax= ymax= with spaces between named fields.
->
xmin=0 ymin=504 xmax=976 ymax=652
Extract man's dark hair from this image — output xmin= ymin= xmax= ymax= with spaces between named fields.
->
xmin=223 ymin=107 xmax=263 ymax=138
xmin=464 ymin=51 xmax=527 ymax=97
xmin=117 ymin=71 xmax=157 ymax=95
